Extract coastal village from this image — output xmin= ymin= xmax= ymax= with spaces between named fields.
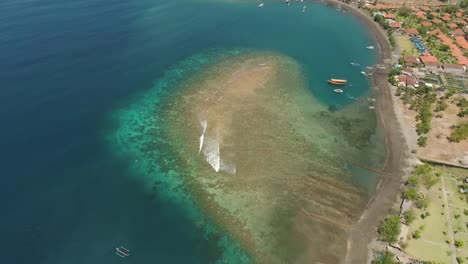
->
xmin=340 ymin=0 xmax=468 ymax=263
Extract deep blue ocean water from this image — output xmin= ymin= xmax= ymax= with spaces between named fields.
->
xmin=0 ymin=0 xmax=380 ymax=263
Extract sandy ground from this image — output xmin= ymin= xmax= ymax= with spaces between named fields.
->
xmin=417 ymin=95 xmax=468 ymax=165
xmin=313 ymin=0 xmax=415 ymax=263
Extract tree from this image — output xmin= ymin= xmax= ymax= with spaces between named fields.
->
xmin=415 ymin=196 xmax=429 ymax=209
xmin=403 ymin=210 xmax=416 ymax=225
xmin=461 ymin=0 xmax=468 ymax=8
xmin=378 ymin=215 xmax=401 ymax=244
xmin=404 ymin=187 xmax=418 ymax=200
xmin=449 ymin=122 xmax=468 ymax=142
xmin=398 ymin=6 xmax=412 ymax=17
xmin=455 ymin=240 xmax=464 ymax=248
xmin=408 ymin=175 xmax=420 ymax=187
xmin=422 ymin=172 xmax=439 ymax=190
xmin=440 ymin=44 xmax=450 ymax=52
xmin=417 ymin=136 xmax=427 ymax=147
xmin=372 ymin=251 xmax=401 ymax=264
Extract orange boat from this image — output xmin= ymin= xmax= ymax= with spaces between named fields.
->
xmin=327 ymin=79 xmax=347 ymax=85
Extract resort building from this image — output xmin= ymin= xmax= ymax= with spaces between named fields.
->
xmin=451 ymin=29 xmax=464 ymax=37
xmin=432 ymin=18 xmax=442 ymax=24
xmin=442 ymin=64 xmax=466 ymax=74
xmin=384 ymin=13 xmax=395 ymax=19
xmin=390 ymin=21 xmax=402 ymax=29
xmin=420 ymin=55 xmax=441 ymax=70
xmin=405 ymin=28 xmax=419 ymax=36
xmin=404 ymin=55 xmax=420 ymax=67
xmin=421 ymin=21 xmax=432 ymax=27
xmin=455 ymin=36 xmax=468 ymax=49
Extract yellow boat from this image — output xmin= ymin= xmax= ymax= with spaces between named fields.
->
xmin=327 ymin=79 xmax=347 ymax=85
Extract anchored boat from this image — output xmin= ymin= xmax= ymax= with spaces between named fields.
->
xmin=116 ymin=246 xmax=130 ymax=258
xmin=327 ymin=79 xmax=347 ymax=85
xmin=334 ymin=89 xmax=344 ymax=93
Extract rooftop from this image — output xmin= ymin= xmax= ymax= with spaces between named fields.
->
xmin=422 ymin=21 xmax=432 ymax=27
xmin=405 ymin=28 xmax=419 ymax=35
xmin=432 ymin=18 xmax=442 ymax=24
xmin=390 ymin=21 xmax=402 ymax=28
xmin=420 ymin=55 xmax=441 ymax=67
xmin=452 ymin=29 xmax=465 ymax=36
xmin=455 ymin=36 xmax=468 ymax=49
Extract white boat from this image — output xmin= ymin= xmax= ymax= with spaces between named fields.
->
xmin=369 ymin=106 xmax=375 ymax=109
xmin=302 ymin=6 xmax=307 ymax=12
xmin=258 ymin=3 xmax=264 ymax=8
xmin=361 ymin=71 xmax=366 ymax=75
xmin=366 ymin=66 xmax=373 ymax=70
xmin=116 ymin=246 xmax=130 ymax=258
xmin=334 ymin=89 xmax=344 ymax=93
xmin=350 ymin=62 xmax=360 ymax=66
xmin=366 ymin=46 xmax=375 ymax=50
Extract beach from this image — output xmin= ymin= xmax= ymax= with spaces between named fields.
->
xmin=316 ymin=0 xmax=412 ymax=263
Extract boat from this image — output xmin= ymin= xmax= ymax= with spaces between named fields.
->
xmin=116 ymin=246 xmax=130 ymax=258
xmin=369 ymin=106 xmax=375 ymax=109
xmin=334 ymin=89 xmax=344 ymax=93
xmin=302 ymin=6 xmax=307 ymax=12
xmin=366 ymin=46 xmax=375 ymax=50
xmin=327 ymin=79 xmax=347 ymax=85
xmin=360 ymin=71 xmax=366 ymax=75
xmin=366 ymin=66 xmax=373 ymax=70
xmin=258 ymin=3 xmax=264 ymax=8
xmin=350 ymin=62 xmax=360 ymax=67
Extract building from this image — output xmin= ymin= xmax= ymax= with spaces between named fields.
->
xmin=420 ymin=55 xmax=441 ymax=70
xmin=451 ymin=29 xmax=465 ymax=37
xmin=432 ymin=18 xmax=442 ymax=24
xmin=405 ymin=28 xmax=419 ymax=36
xmin=455 ymin=36 xmax=468 ymax=49
xmin=442 ymin=64 xmax=466 ymax=74
xmin=390 ymin=21 xmax=402 ymax=29
xmin=404 ymin=55 xmax=420 ymax=67
xmin=448 ymin=23 xmax=458 ymax=29
xmin=422 ymin=21 xmax=432 ymax=27
xmin=384 ymin=13 xmax=395 ymax=19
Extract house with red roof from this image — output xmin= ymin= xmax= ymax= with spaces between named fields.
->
xmin=432 ymin=19 xmax=442 ymax=24
xmin=421 ymin=6 xmax=430 ymax=12
xmin=448 ymin=23 xmax=458 ymax=29
xmin=416 ymin=11 xmax=427 ymax=19
xmin=404 ymin=55 xmax=420 ymax=67
xmin=455 ymin=36 xmax=468 ymax=49
xmin=442 ymin=16 xmax=451 ymax=22
xmin=451 ymin=29 xmax=465 ymax=37
xmin=390 ymin=21 xmax=402 ymax=29
xmin=429 ymin=28 xmax=442 ymax=35
xmin=456 ymin=12 xmax=463 ymax=18
xmin=422 ymin=21 xmax=432 ymax=27
xmin=384 ymin=13 xmax=395 ymax=19
xmin=405 ymin=28 xmax=419 ymax=36
xmin=420 ymin=55 xmax=441 ymax=69
xmin=430 ymin=12 xmax=438 ymax=17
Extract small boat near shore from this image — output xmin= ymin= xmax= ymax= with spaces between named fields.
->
xmin=258 ymin=3 xmax=264 ymax=8
xmin=366 ymin=45 xmax=375 ymax=50
xmin=327 ymin=79 xmax=347 ymax=85
xmin=350 ymin=62 xmax=360 ymax=67
xmin=334 ymin=89 xmax=344 ymax=93
xmin=116 ymin=246 xmax=130 ymax=258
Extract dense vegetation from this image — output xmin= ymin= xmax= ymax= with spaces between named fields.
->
xmin=378 ymin=214 xmax=401 ymax=244
xmin=372 ymin=251 xmax=401 ymax=264
xmin=449 ymin=122 xmax=468 ymax=143
xmin=403 ymin=165 xmax=440 ymax=209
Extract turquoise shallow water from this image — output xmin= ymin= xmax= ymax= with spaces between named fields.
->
xmin=0 ymin=0 xmax=385 ymax=263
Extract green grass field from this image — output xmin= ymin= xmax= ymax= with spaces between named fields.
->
xmin=404 ymin=165 xmax=468 ymax=263
xmin=396 ymin=35 xmax=419 ymax=57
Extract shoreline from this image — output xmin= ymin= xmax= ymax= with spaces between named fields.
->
xmin=313 ymin=0 xmax=413 ymax=263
